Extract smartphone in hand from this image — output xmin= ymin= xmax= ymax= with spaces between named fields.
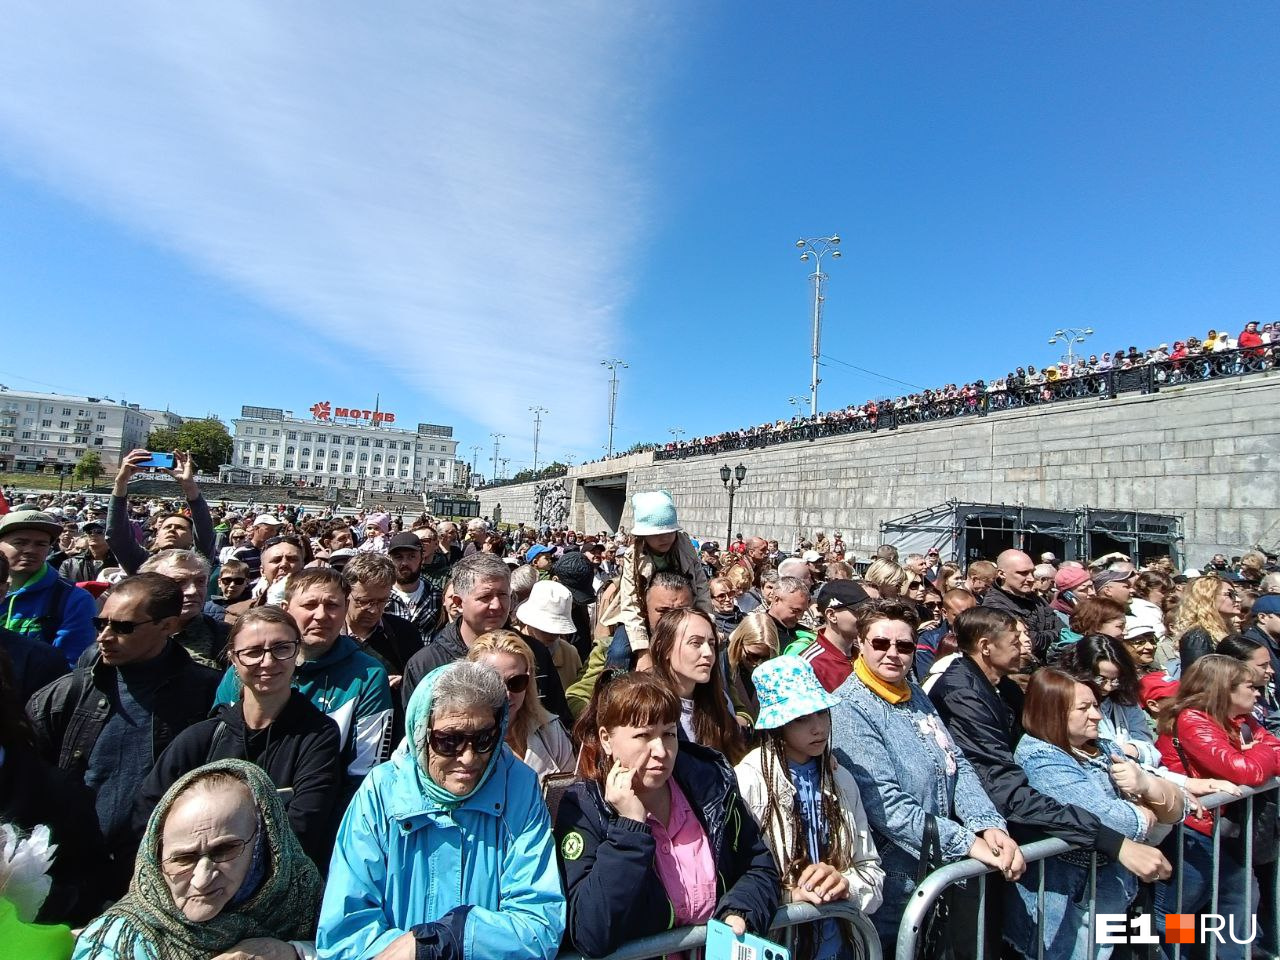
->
xmin=138 ymin=452 xmax=176 ymax=470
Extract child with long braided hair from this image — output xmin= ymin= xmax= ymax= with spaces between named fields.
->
xmin=735 ymin=656 xmax=884 ymax=960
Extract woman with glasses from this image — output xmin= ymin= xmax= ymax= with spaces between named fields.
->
xmin=1172 ymin=574 xmax=1241 ymax=672
xmin=466 ymin=630 xmax=573 ymax=783
xmin=318 ymin=660 xmax=565 ymax=960
xmin=74 ymin=759 xmax=322 ymax=960
xmin=1218 ymin=633 xmax=1280 ymax=733
xmin=828 ymin=599 xmax=1022 ymax=953
xmin=725 ymin=611 xmax=781 ymax=732
xmin=555 ymin=672 xmax=778 ymax=958
xmin=135 ymin=607 xmax=342 ymax=868
xmin=1061 ymin=634 xmax=1162 ymax=766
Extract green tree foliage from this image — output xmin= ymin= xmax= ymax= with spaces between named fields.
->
xmin=147 ymin=418 xmax=234 ymax=471
xmin=73 ymin=450 xmax=104 ymax=486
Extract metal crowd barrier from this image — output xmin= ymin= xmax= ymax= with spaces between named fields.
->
xmin=558 ymin=900 xmax=882 ymax=960
xmin=895 ymin=779 xmax=1280 ymax=960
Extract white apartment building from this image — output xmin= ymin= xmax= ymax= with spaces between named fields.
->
xmin=228 ymin=405 xmax=463 ymax=494
xmin=0 ymin=388 xmax=152 ymax=474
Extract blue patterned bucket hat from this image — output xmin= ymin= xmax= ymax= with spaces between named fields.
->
xmin=751 ymin=655 xmax=841 ymax=730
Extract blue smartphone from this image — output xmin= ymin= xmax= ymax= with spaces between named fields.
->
xmin=139 ymin=452 xmax=175 ymax=470
xmin=704 ymin=919 xmax=791 ymax=960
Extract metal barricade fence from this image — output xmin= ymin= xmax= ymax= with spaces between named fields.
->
xmin=895 ymin=778 xmax=1280 ymax=960
xmin=558 ymin=900 xmax=882 ymax=960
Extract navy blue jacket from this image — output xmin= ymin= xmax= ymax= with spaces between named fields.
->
xmin=554 ymin=741 xmax=779 ymax=958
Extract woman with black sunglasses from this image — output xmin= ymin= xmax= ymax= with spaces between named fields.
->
xmin=134 ymin=606 xmax=343 ymax=869
xmin=828 ymin=599 xmax=1023 ymax=955
xmin=466 ymin=630 xmax=573 ymax=783
xmin=318 ymin=659 xmax=566 ymax=960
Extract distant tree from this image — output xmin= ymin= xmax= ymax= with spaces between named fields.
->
xmin=147 ymin=418 xmax=233 ymax=471
xmin=73 ymin=451 xmax=104 ymax=487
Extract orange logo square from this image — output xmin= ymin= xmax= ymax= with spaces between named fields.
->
xmin=1165 ymin=914 xmax=1196 ymax=944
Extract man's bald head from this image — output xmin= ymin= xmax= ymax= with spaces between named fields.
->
xmin=996 ymin=550 xmax=1036 ymax=596
xmin=745 ymin=537 xmax=769 ymax=569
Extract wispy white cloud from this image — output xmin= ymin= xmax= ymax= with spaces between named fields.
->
xmin=0 ymin=1 xmax=665 ymax=457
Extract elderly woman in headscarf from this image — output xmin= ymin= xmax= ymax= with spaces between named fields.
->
xmin=72 ymin=759 xmax=322 ymax=960
xmin=316 ymin=660 xmax=565 ymax=960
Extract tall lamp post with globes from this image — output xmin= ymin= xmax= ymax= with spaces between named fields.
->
xmin=719 ymin=463 xmax=747 ymax=551
xmin=796 ymin=235 xmax=842 ymax=416
xmin=1049 ymin=327 xmax=1094 ymax=366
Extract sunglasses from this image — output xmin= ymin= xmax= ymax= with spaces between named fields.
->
xmin=92 ymin=616 xmax=156 ymax=635
xmin=427 ymin=723 xmax=502 ymax=758
xmin=219 ymin=576 xmax=247 ymax=586
xmin=504 ymin=674 xmax=530 ymax=694
xmin=867 ymin=637 xmax=916 ymax=656
xmin=263 ymin=535 xmax=303 ymax=550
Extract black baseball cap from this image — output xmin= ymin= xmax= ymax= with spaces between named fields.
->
xmin=388 ymin=533 xmax=423 ymax=552
xmin=816 ymin=580 xmax=871 ymax=613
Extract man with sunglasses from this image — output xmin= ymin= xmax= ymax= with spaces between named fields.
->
xmin=27 ymin=572 xmax=221 ymax=896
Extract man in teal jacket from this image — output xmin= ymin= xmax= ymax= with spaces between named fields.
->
xmin=0 ymin=511 xmax=97 ymax=667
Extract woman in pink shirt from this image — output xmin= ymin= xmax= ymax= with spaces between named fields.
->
xmin=555 ymin=673 xmax=779 ymax=958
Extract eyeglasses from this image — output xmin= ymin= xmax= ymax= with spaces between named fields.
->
xmin=867 ymin=637 xmax=916 ymax=656
xmin=92 ymin=616 xmax=156 ymax=635
xmin=161 ymin=825 xmax=258 ymax=879
xmin=231 ymin=641 xmax=299 ymax=666
xmin=504 ymin=673 xmax=530 ymax=694
xmin=1126 ymin=636 xmax=1156 ymax=648
xmin=711 ymin=592 xmax=734 ymax=601
xmin=219 ymin=576 xmax=246 ymax=586
xmin=1092 ymin=676 xmax=1121 ymax=689
xmin=427 ymin=723 xmax=502 ymax=758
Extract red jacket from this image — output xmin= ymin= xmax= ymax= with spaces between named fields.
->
xmin=1239 ymin=329 xmax=1264 ymax=358
xmin=1157 ymin=709 xmax=1280 ymax=835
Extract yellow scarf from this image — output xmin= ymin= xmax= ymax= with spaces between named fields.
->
xmin=854 ymin=656 xmax=912 ymax=705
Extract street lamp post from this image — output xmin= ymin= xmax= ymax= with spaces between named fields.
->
xmin=795 ymin=235 xmax=842 ymax=416
xmin=469 ymin=445 xmax=481 ymax=477
xmin=719 ymin=462 xmax=747 ymax=550
xmin=499 ymin=457 xmax=510 ymax=480
xmin=1048 ymin=327 xmax=1095 ymax=366
xmin=529 ymin=406 xmax=547 ymax=474
xmin=787 ymin=396 xmax=807 ymax=417
xmin=489 ymin=433 xmax=503 ymax=484
xmin=601 ymin=358 xmax=628 ymax=458
xmin=668 ymin=427 xmax=685 ymax=445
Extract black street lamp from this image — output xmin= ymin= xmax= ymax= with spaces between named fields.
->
xmin=719 ymin=462 xmax=747 ymax=549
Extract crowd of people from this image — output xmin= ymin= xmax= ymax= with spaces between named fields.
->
xmin=656 ymin=323 xmax=1279 ymax=459
xmin=4 ymin=453 xmax=1280 ymax=960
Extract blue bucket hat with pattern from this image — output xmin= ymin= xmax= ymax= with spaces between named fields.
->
xmin=751 ymin=655 xmax=841 ymax=730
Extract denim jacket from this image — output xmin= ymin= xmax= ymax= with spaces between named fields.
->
xmin=1098 ymin=697 xmax=1161 ymax=768
xmin=830 ymin=673 xmax=1006 ymax=868
xmin=1008 ymin=735 xmax=1147 ymax=960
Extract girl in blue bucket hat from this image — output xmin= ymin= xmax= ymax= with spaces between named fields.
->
xmin=601 ymin=491 xmax=713 ymax=671
xmin=734 ymin=656 xmax=884 ymax=960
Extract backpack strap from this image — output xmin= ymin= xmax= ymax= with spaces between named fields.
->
xmin=205 ymin=720 xmax=233 ymax=763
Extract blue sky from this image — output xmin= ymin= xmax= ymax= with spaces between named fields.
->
xmin=1 ymin=4 xmax=1276 ymax=475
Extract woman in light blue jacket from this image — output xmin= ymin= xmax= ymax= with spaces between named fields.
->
xmin=1009 ymin=667 xmax=1184 ymax=960
xmin=827 ymin=600 xmax=1021 ymax=955
xmin=317 ymin=661 xmax=565 ymax=960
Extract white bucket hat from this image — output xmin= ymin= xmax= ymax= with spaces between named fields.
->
xmin=630 ymin=490 xmax=680 ymax=537
xmin=517 ymin=581 xmax=576 ymax=635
